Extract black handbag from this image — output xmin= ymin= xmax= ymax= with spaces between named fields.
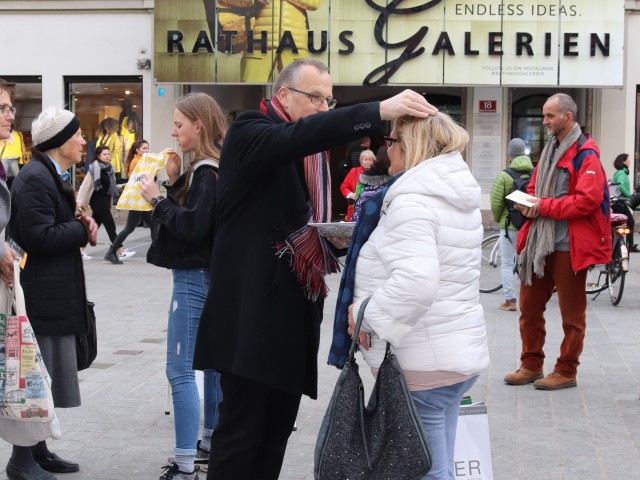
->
xmin=314 ymin=298 xmax=432 ymax=480
xmin=76 ymin=300 xmax=97 ymax=371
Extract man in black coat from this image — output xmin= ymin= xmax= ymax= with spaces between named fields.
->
xmin=193 ymin=58 xmax=437 ymax=479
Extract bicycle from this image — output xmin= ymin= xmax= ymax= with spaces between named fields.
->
xmin=479 ymin=233 xmax=503 ymax=293
xmin=585 ymin=211 xmax=630 ymax=306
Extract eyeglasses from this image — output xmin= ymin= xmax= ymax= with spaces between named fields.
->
xmin=384 ymin=137 xmax=398 ymax=149
xmin=0 ymin=104 xmax=16 ymax=118
xmin=286 ymin=87 xmax=337 ymax=110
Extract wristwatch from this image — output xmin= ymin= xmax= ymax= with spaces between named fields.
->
xmin=150 ymin=196 xmax=165 ymax=208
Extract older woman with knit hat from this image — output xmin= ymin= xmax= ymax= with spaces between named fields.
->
xmin=6 ymin=106 xmax=97 ymax=480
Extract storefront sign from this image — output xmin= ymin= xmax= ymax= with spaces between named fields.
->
xmin=154 ymin=0 xmax=624 ymax=86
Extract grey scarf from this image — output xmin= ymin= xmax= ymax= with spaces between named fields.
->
xmin=519 ymin=122 xmax=582 ymax=285
xmin=91 ymin=160 xmax=119 ymax=197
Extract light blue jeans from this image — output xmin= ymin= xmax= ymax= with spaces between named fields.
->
xmin=499 ymin=229 xmax=517 ymax=301
xmin=411 ymin=376 xmax=479 ymax=480
xmin=166 ymin=268 xmax=222 ymax=457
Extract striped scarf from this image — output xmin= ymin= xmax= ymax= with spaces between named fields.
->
xmin=260 ymin=97 xmax=339 ymax=301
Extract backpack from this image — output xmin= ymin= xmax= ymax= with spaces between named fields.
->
xmin=503 ymin=167 xmax=533 ymax=231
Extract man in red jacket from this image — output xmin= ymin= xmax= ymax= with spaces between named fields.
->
xmin=504 ymin=93 xmax=610 ymax=390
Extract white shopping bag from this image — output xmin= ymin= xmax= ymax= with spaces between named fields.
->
xmin=454 ymin=403 xmax=494 ymax=480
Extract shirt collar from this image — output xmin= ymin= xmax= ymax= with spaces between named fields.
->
xmin=47 ymin=155 xmax=71 ymax=182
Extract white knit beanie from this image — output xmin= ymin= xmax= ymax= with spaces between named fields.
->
xmin=32 ymin=106 xmax=80 ymax=152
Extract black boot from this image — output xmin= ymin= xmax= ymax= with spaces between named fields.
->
xmin=104 ymin=245 xmax=123 ymax=264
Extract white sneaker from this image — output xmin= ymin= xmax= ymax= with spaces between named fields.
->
xmin=118 ymin=250 xmax=136 ymax=260
xmin=81 ymin=252 xmax=92 ymax=260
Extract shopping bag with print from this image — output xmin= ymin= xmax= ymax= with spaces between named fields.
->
xmin=116 ymin=152 xmax=168 ymax=211
xmin=0 ymin=264 xmax=62 ymax=446
xmin=454 ymin=403 xmax=494 ymax=480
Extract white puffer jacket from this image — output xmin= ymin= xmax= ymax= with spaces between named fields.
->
xmin=353 ymin=151 xmax=490 ymax=375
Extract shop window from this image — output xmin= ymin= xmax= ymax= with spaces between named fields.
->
xmin=512 ymin=95 xmax=548 ymax=165
xmin=66 ymin=76 xmax=143 ymax=185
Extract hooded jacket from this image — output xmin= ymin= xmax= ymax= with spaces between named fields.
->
xmin=489 ymin=154 xmax=534 ymax=230
xmin=352 ymin=152 xmax=490 ymax=375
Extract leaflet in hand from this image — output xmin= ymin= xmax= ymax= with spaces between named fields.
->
xmin=505 ymin=190 xmax=537 ymax=207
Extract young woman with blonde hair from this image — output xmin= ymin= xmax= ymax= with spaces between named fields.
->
xmin=139 ymin=92 xmax=226 ymax=480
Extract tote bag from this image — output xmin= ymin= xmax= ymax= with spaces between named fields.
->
xmin=0 ymin=264 xmax=62 ymax=446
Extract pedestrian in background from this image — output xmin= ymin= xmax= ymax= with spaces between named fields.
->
xmin=7 ymin=104 xmax=98 ymax=480
xmin=489 ymin=138 xmax=534 ymax=311
xmin=103 ymin=139 xmax=158 ymax=263
xmin=193 ymin=58 xmax=437 ymax=480
xmin=611 ymin=153 xmax=638 ymax=251
xmin=341 ymin=148 xmax=375 ymax=221
xmin=139 ymin=92 xmax=225 ymax=480
xmin=504 ymin=93 xmax=610 ymax=390
xmin=87 ymin=146 xmax=121 ymax=264
xmin=351 ymin=147 xmax=391 ymax=223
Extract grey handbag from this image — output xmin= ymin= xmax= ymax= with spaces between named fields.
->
xmin=314 ymin=298 xmax=432 ymax=480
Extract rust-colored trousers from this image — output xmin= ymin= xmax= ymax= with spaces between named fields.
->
xmin=519 ymin=251 xmax=587 ymax=378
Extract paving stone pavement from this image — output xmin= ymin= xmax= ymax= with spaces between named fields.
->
xmin=2 ymin=226 xmax=640 ymax=480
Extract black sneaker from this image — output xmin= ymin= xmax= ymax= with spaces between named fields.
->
xmin=104 ymin=251 xmax=123 ymax=264
xmin=159 ymin=462 xmax=198 ymax=480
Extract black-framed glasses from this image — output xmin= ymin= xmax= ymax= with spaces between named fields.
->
xmin=286 ymin=87 xmax=337 ymax=110
xmin=0 ymin=104 xmax=16 ymax=118
xmin=384 ymin=137 xmax=398 ymax=149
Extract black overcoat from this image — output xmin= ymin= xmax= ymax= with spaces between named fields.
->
xmin=193 ymin=102 xmax=382 ymax=398
xmin=8 ymin=149 xmax=89 ymax=335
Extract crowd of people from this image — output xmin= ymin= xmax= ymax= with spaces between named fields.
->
xmin=0 ymin=63 xmax=636 ymax=480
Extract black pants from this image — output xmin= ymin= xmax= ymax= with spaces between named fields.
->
xmin=111 ymin=210 xmax=158 ymax=251
xmin=207 ymin=372 xmax=302 ymax=480
xmin=89 ymin=193 xmax=118 ymax=244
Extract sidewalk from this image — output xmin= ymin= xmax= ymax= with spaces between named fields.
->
xmin=2 ymin=227 xmax=640 ymax=479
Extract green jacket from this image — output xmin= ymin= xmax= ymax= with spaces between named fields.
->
xmin=612 ymin=167 xmax=630 ymax=199
xmin=490 ymin=155 xmax=534 ymax=230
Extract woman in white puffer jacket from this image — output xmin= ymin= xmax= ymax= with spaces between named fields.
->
xmin=347 ymin=112 xmax=490 ymax=480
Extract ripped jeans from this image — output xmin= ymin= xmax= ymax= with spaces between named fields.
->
xmin=166 ymin=268 xmax=222 ymax=457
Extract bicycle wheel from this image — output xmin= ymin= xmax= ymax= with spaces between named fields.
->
xmin=608 ymin=245 xmax=626 ymax=306
xmin=585 ymin=264 xmax=608 ymax=294
xmin=479 ymin=234 xmax=502 ymax=293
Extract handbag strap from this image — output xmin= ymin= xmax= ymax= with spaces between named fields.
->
xmin=347 ymin=297 xmax=371 ymax=360
xmin=12 ymin=260 xmax=26 ymax=316
xmin=347 ymin=297 xmax=393 ymax=363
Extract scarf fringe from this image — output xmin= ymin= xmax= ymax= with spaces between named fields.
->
xmin=274 ymin=225 xmax=341 ymax=301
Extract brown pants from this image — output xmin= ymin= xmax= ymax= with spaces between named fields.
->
xmin=519 ymin=251 xmax=587 ymax=378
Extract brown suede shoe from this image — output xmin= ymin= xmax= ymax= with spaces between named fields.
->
xmin=504 ymin=367 xmax=544 ymax=385
xmin=499 ymin=299 xmax=517 ymax=311
xmin=533 ymin=371 xmax=577 ymax=390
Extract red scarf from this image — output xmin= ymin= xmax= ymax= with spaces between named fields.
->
xmin=260 ymin=97 xmax=339 ymax=301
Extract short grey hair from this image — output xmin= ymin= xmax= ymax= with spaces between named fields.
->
xmin=548 ymin=93 xmax=577 ymax=120
xmin=273 ymin=59 xmax=329 ymax=93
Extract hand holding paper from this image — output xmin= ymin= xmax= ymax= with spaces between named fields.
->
xmin=506 ymin=189 xmax=537 ymax=207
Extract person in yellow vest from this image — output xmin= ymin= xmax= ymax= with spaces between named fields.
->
xmin=96 ymin=117 xmax=122 ymax=181
xmin=221 ymin=0 xmax=322 ymax=83
xmin=118 ymin=99 xmax=141 ymax=179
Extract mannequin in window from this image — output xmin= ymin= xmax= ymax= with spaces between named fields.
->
xmin=118 ymin=99 xmax=141 ymax=179
xmin=96 ymin=117 xmax=123 ymax=183
xmin=208 ymin=0 xmax=322 ymax=83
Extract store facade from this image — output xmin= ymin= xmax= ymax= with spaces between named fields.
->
xmin=2 ymin=0 xmax=639 ymax=218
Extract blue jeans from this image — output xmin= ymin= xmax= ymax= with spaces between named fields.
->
xmin=411 ymin=376 xmax=479 ymax=480
xmin=499 ymin=229 xmax=517 ymax=301
xmin=166 ymin=268 xmax=222 ymax=457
